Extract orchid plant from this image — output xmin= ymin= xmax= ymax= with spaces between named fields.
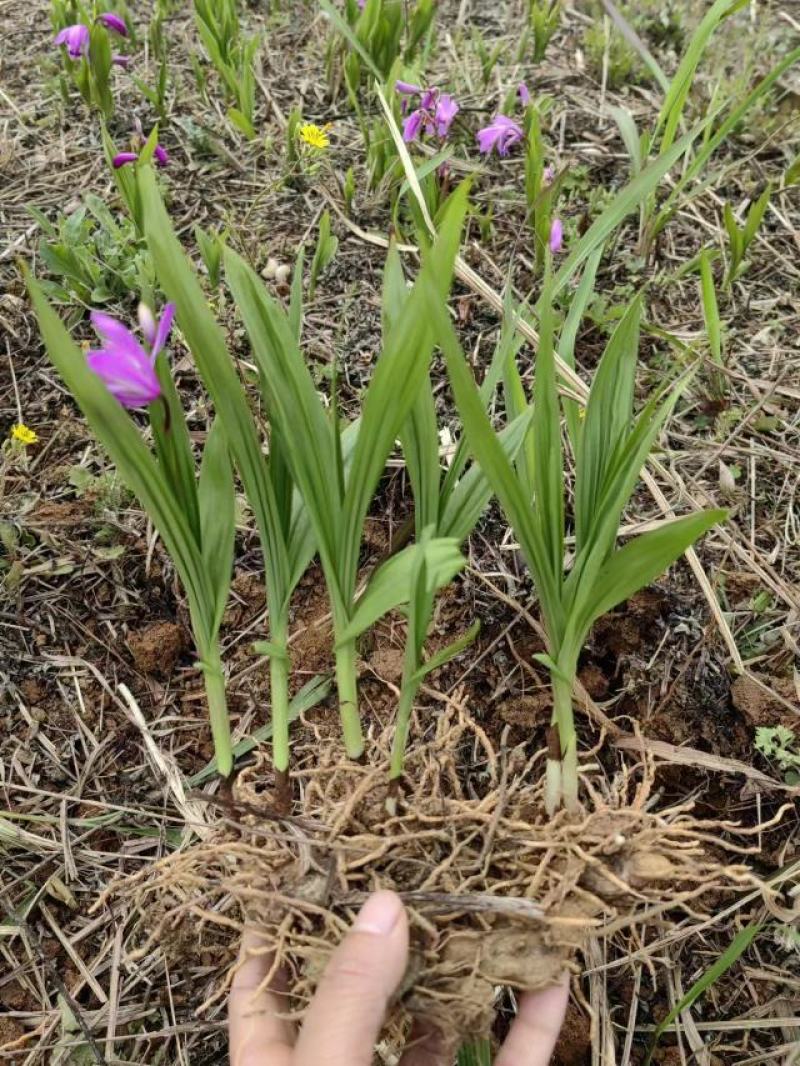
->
xmin=428 ymin=264 xmax=725 ymax=813
xmin=193 ymin=0 xmax=260 ymax=139
xmin=353 ymin=245 xmax=536 ymax=785
xmin=220 ymin=188 xmax=470 ymax=763
xmin=321 ymin=0 xmax=435 ymax=124
xmin=27 ymin=286 xmax=238 ymax=776
xmin=52 ymin=5 xmax=130 ymax=118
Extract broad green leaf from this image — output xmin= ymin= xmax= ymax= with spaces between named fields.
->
xmin=573 ymin=509 xmax=726 ymax=642
xmin=609 ymin=105 xmax=642 ymax=177
xmin=223 ymin=246 xmax=342 ymax=604
xmin=339 ymin=538 xmax=465 ymax=642
xmin=574 ymin=298 xmax=641 ymax=553
xmin=198 ymin=418 xmax=235 ymax=632
xmin=531 ymin=277 xmax=563 ymax=585
xmin=26 ymin=274 xmax=213 ymax=643
xmin=549 ymin=124 xmax=705 ymax=297
xmin=150 ymin=351 xmax=201 ymax=543
xmin=429 ymin=286 xmax=564 ymax=640
xmin=138 ymin=167 xmax=291 ymax=611
xmin=439 ymin=409 xmax=533 ymax=543
xmin=565 ymin=368 xmax=695 ymax=616
xmin=338 ymin=184 xmax=469 ymax=597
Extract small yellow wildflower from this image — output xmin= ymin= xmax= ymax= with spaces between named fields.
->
xmin=299 ymin=123 xmax=330 ymax=150
xmin=11 ymin=423 xmax=38 ymax=446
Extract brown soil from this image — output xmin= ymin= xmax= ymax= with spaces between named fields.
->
xmin=127 ymin=620 xmax=186 ymax=676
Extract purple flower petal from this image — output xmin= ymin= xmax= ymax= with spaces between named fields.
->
xmin=97 ymin=12 xmax=128 ymax=36
xmin=87 ymin=349 xmax=162 ymax=408
xmin=434 ymin=93 xmax=459 ymax=138
xmin=91 ymin=311 xmax=146 ymax=357
xmin=151 ymin=303 xmax=176 ymax=359
xmin=395 ymin=80 xmax=421 ymax=96
xmin=55 ymin=24 xmax=90 ymax=59
xmin=420 ymin=87 xmax=438 ymax=112
xmin=519 ymin=82 xmax=531 ymax=107
xmin=403 ymin=109 xmax=424 ymax=143
xmin=153 ymin=144 xmax=169 ymax=167
xmin=549 ymin=218 xmax=563 ymax=253
xmin=112 ymin=53 xmax=131 ymax=68
xmin=477 ymin=115 xmax=524 ymax=156
xmin=112 ymin=151 xmax=138 ymax=168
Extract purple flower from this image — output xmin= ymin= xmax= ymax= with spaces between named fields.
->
xmin=87 ymin=303 xmax=175 ymax=408
xmin=477 ymin=115 xmax=524 ymax=156
xmin=399 ymin=85 xmax=460 ymax=143
xmin=112 ymin=144 xmax=169 ymax=168
xmin=435 ymin=93 xmax=459 ymax=136
xmin=97 ymin=12 xmax=127 ymax=36
xmin=54 ymin=24 xmax=90 ymax=59
xmin=112 ymin=53 xmax=131 ymax=68
xmin=543 ymin=163 xmax=555 ymax=186
xmin=519 ymin=82 xmax=531 ymax=107
xmin=549 ymin=218 xmax=563 ymax=253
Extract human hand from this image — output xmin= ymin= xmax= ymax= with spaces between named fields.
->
xmin=229 ymin=890 xmax=569 ymax=1066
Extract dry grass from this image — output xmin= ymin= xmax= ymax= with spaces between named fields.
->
xmin=1 ymin=0 xmax=799 ymax=1063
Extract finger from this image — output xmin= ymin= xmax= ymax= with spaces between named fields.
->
xmin=229 ymin=927 xmax=295 ymax=1066
xmin=398 ymin=1019 xmax=451 ymax=1066
xmin=294 ymin=890 xmax=408 ymax=1066
xmin=495 ymin=978 xmax=570 ymax=1066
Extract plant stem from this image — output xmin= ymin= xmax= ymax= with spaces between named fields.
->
xmin=389 ymin=674 xmax=418 ymax=781
xmin=552 ymin=674 xmax=578 ymax=812
xmin=334 ymin=638 xmax=364 ymax=759
xmin=203 ymin=647 xmax=233 ymax=778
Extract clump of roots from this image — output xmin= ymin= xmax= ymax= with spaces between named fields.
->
xmin=103 ymin=704 xmax=782 ymax=1043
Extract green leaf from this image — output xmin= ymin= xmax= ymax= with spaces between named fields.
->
xmin=139 ymin=166 xmax=291 ymax=614
xmin=531 ymin=275 xmax=563 ymax=585
xmin=573 ymin=509 xmax=726 ymax=641
xmin=150 ymin=352 xmax=202 ymax=543
xmin=549 ymin=124 xmax=706 ymax=297
xmin=609 ymin=105 xmax=642 ymax=177
xmin=338 ymin=183 xmax=469 ymax=599
xmin=439 ymin=409 xmax=533 ymax=543
xmin=223 ymin=245 xmax=343 ymax=605
xmin=319 ymin=0 xmax=382 ymax=78
xmin=655 ymin=0 xmax=747 ymax=155
xmin=699 ymin=250 xmax=722 ymax=365
xmin=26 ymin=272 xmax=214 ymax=642
xmin=338 ymin=538 xmax=465 ymax=643
xmin=410 ymin=620 xmax=480 ymax=684
xmin=644 ymin=923 xmax=760 ymax=1065
xmin=430 ymin=285 xmax=564 ymax=641
xmin=198 ymin=418 xmax=235 ymax=633
xmin=574 ymin=297 xmax=641 ymax=554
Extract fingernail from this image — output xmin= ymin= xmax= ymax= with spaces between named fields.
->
xmin=353 ymin=890 xmax=402 ymax=936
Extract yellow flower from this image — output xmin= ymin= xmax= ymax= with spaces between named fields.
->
xmin=299 ymin=123 xmax=330 ymax=150
xmin=11 ymin=423 xmax=38 ymax=446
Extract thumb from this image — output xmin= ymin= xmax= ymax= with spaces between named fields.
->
xmin=294 ymin=890 xmax=409 ymax=1066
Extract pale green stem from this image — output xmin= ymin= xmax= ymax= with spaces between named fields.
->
xmin=552 ymin=674 xmax=579 ymax=812
xmin=202 ymin=647 xmax=233 ymax=778
xmin=269 ymin=634 xmax=291 ymax=775
xmin=334 ymin=638 xmax=364 ymax=759
xmin=389 ymin=673 xmax=419 ymax=781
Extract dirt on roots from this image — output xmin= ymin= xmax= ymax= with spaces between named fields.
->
xmin=96 ymin=704 xmax=789 ymax=1047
